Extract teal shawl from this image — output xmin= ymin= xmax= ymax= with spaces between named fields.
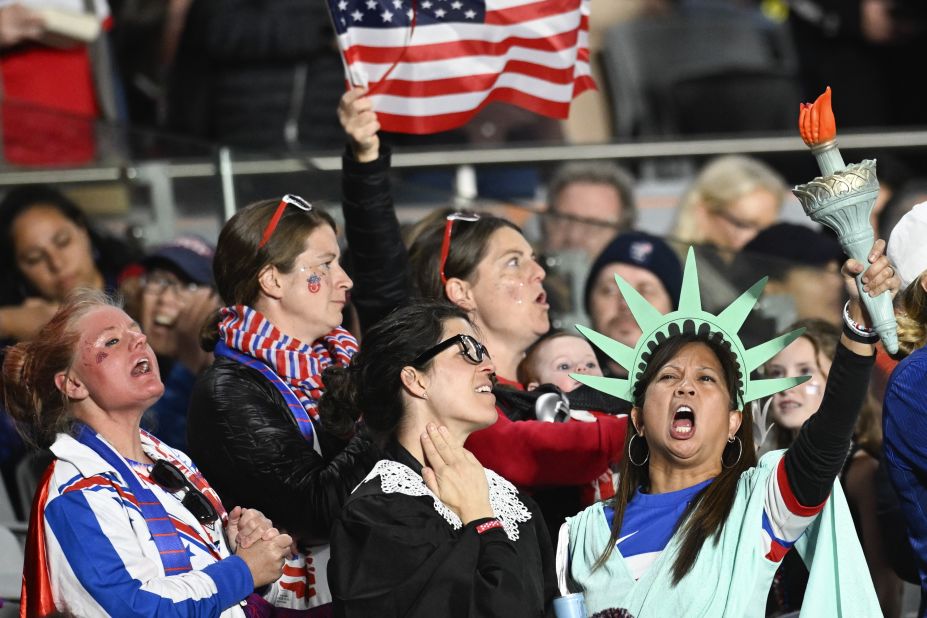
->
xmin=564 ymin=450 xmax=880 ymax=617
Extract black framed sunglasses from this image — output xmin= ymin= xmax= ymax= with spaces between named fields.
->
xmin=151 ymin=459 xmax=219 ymax=525
xmin=413 ymin=334 xmax=491 ymax=367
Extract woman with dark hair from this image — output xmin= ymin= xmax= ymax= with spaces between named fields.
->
xmin=340 ymin=88 xmax=627 ymax=502
xmin=322 ymin=301 xmax=556 ymax=616
xmin=0 ymin=184 xmax=140 ymax=342
xmin=2 ymin=290 xmax=291 ymax=616
xmin=557 ymin=243 xmax=894 ymax=615
xmin=186 ymin=195 xmax=384 ymax=613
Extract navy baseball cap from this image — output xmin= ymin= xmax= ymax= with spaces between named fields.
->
xmin=142 ymin=235 xmax=215 ymax=285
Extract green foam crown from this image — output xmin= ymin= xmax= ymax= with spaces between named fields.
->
xmin=572 ymin=247 xmax=809 ymax=407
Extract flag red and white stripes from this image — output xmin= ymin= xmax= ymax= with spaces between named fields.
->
xmin=328 ymin=0 xmax=595 ymax=134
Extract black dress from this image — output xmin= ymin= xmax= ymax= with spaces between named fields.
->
xmin=328 ymin=443 xmax=556 ymax=617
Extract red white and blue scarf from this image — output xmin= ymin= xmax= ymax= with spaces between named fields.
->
xmin=217 ymin=305 xmax=358 ymax=421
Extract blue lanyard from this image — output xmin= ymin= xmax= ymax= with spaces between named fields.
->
xmin=214 ymin=341 xmax=316 ymax=444
xmin=74 ymin=423 xmax=193 ymax=574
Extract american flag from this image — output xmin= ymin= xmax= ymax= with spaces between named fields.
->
xmin=326 ymin=0 xmax=595 ymax=134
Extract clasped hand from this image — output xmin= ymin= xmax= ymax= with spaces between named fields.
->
xmin=228 ymin=506 xmax=293 ymax=587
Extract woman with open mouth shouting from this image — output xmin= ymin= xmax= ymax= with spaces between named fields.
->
xmin=557 ymin=240 xmax=897 ymax=616
xmin=4 ymin=290 xmax=291 ymax=616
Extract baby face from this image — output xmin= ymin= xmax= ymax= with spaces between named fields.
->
xmin=528 ymin=335 xmax=603 ymax=392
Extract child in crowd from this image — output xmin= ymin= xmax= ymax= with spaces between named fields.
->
xmin=517 ymin=331 xmax=621 ymax=534
xmin=517 ymin=330 xmax=604 ymax=392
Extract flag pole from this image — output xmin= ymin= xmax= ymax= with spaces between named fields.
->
xmin=324 ymin=0 xmax=419 ymax=95
xmin=323 ymin=0 xmax=364 ymax=89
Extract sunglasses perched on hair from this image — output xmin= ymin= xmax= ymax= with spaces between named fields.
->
xmin=258 ymin=194 xmax=313 ymax=249
xmin=413 ymin=333 xmax=491 ymax=366
xmin=439 ymin=212 xmax=481 ymax=285
xmin=151 ymin=459 xmax=219 ymax=525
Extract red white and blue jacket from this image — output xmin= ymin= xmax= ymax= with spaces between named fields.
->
xmin=37 ymin=431 xmax=253 ymax=617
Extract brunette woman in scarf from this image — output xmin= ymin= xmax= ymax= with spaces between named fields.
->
xmin=187 ymin=196 xmax=385 ymax=614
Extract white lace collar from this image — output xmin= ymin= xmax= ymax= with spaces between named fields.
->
xmin=359 ymin=459 xmax=532 ymax=541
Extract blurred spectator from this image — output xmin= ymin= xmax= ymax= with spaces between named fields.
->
xmin=584 ymin=231 xmax=682 ymax=376
xmin=670 ymin=154 xmax=784 ymax=312
xmin=540 ymin=161 xmax=638 ymax=327
xmin=672 ymin=154 xmax=784 ymax=255
xmin=0 ymin=0 xmax=120 ymax=165
xmin=135 ymin=235 xmax=218 ymax=451
xmin=739 ymin=222 xmax=846 ymax=329
xmin=0 ymin=184 xmax=140 ymax=344
xmin=543 ymin=161 xmax=637 ymax=259
xmin=166 ymin=0 xmax=344 ymax=150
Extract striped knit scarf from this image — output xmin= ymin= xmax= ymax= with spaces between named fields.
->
xmin=218 ymin=305 xmax=358 ymax=421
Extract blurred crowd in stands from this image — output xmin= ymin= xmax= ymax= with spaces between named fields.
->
xmin=2 ymin=0 xmax=927 ymax=617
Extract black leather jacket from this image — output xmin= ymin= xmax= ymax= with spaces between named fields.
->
xmin=187 ymin=357 xmax=381 ymax=545
xmin=185 ymin=148 xmax=401 ymax=545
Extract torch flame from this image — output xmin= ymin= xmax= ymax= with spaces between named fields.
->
xmin=798 ymin=86 xmax=836 ymax=147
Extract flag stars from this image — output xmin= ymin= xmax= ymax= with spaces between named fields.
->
xmin=464 ymin=9 xmax=476 ymax=18
xmin=338 ymin=0 xmax=348 ymax=9
xmin=392 ymin=0 xmax=402 ymax=7
xmin=351 ymin=9 xmax=363 ymax=20
xmin=422 ymin=0 xmax=432 ymax=7
xmin=366 ymin=0 xmax=377 ymax=9
xmin=434 ymin=7 xmax=446 ymax=17
xmin=407 ymin=8 xmax=414 ymax=19
xmin=381 ymin=8 xmax=394 ymax=21
xmin=451 ymin=0 xmax=462 ymax=8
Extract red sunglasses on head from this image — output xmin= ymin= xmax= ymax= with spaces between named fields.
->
xmin=258 ymin=194 xmax=313 ymax=249
xmin=439 ymin=212 xmax=481 ymax=285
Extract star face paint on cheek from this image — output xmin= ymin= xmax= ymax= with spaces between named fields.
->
xmin=307 ymin=274 xmax=322 ymax=294
xmin=95 ymin=352 xmax=108 ymax=364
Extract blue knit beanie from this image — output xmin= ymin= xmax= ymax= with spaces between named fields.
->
xmin=583 ymin=231 xmax=683 ymax=315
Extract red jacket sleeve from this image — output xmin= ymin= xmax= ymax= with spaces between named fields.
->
xmin=464 ymin=411 xmax=628 ymax=489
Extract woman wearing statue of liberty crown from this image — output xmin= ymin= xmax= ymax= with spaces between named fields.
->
xmin=558 ymin=241 xmax=898 ymax=617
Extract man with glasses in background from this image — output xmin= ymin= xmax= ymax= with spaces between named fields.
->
xmin=135 ymin=235 xmax=219 ymax=450
xmin=540 ymin=161 xmax=638 ymax=328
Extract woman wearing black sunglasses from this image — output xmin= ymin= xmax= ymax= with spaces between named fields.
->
xmin=2 ymin=290 xmax=292 ymax=617
xmin=321 ymin=302 xmax=556 ymax=616
xmin=339 ymin=87 xmax=627 ymax=539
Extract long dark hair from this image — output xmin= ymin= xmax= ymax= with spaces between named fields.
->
xmin=596 ymin=332 xmax=756 ymax=584
xmin=0 ymin=184 xmax=140 ymax=302
xmin=407 ymin=209 xmax=520 ymax=301
xmin=318 ymin=302 xmax=471 ymax=444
